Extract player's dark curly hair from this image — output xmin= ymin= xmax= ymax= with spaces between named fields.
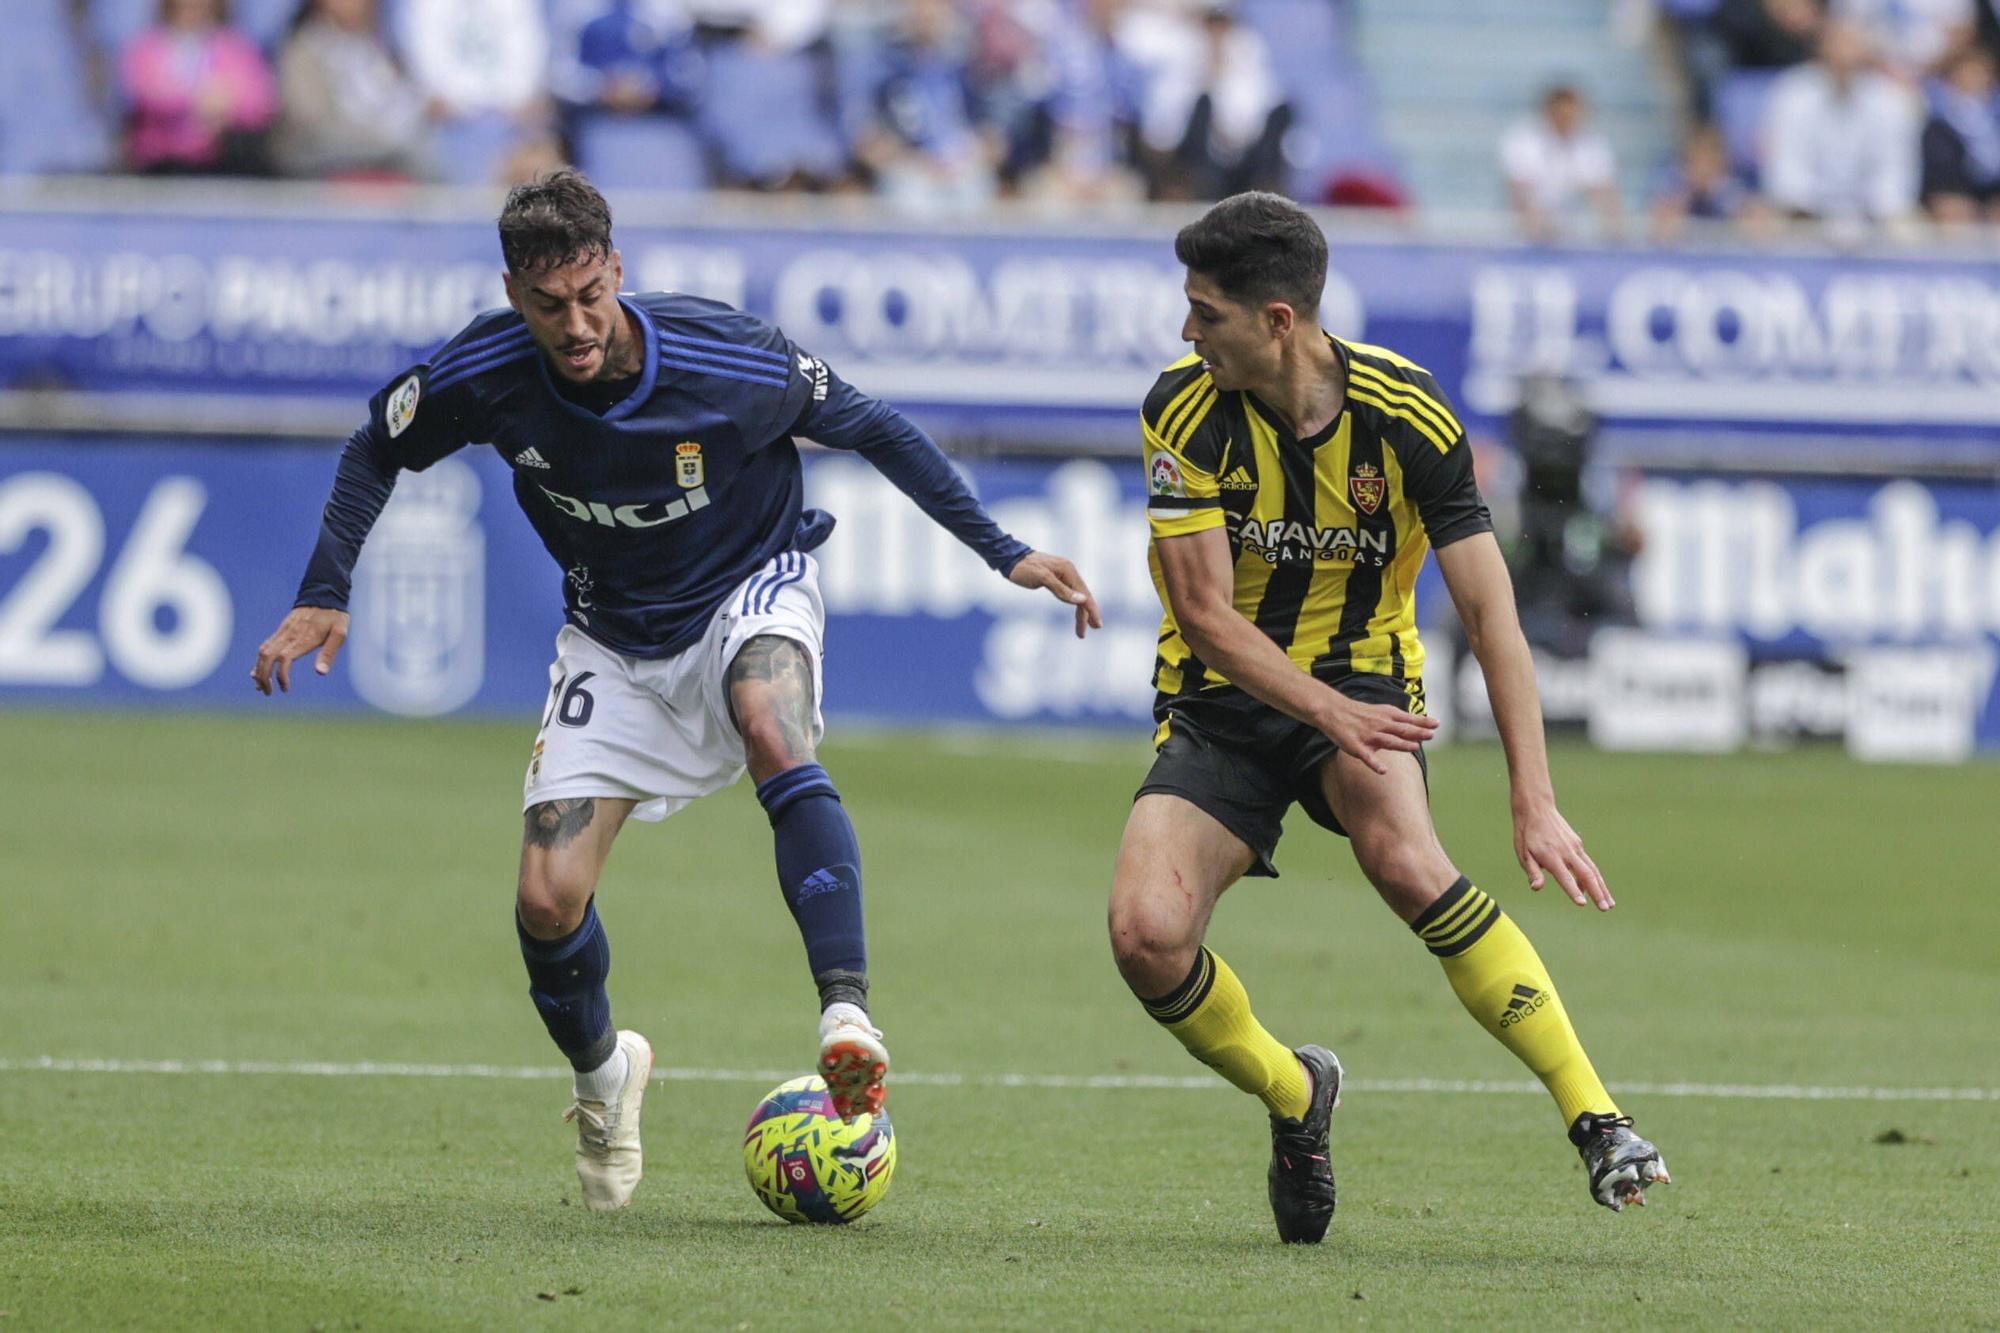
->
xmin=497 ymin=169 xmax=614 ymax=274
xmin=1173 ymin=192 xmax=1327 ymax=317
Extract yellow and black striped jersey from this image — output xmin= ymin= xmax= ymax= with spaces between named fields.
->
xmin=1142 ymin=336 xmax=1491 ymax=704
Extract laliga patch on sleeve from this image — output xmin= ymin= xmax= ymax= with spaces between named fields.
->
xmin=1150 ymin=451 xmax=1185 ymax=497
xmin=386 ymin=374 xmax=421 ymax=438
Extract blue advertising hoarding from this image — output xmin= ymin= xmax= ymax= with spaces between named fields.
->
xmin=0 ymin=204 xmax=1995 ymax=461
xmin=0 ymin=438 xmax=1170 ymax=725
xmin=2 ymin=439 xmax=1996 ymax=750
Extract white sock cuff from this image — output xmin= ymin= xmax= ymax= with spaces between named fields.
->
xmin=573 ymin=1044 xmax=629 ymax=1102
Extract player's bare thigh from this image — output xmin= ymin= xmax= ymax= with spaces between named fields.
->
xmin=726 ymin=634 xmax=818 ymax=783
xmin=1317 ymin=751 xmax=1461 ymax=923
xmin=1108 ymin=794 xmax=1257 ymax=997
xmin=517 ymin=796 xmax=637 ymax=939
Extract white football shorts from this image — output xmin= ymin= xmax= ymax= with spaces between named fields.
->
xmin=522 ymin=550 xmax=826 ymax=823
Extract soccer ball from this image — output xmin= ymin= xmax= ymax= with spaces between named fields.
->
xmin=742 ymin=1075 xmax=896 ymax=1224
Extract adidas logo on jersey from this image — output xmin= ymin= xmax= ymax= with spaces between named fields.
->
xmin=1219 ymin=466 xmax=1257 ymax=490
xmin=1498 ymin=983 xmax=1548 ymax=1028
xmin=513 ymin=447 xmax=551 ymax=469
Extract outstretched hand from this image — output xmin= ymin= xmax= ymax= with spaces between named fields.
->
xmin=252 ymin=606 xmax=350 ymax=695
xmin=1515 ymin=802 xmax=1613 ymax=910
xmin=1008 ymin=550 xmax=1104 ymax=639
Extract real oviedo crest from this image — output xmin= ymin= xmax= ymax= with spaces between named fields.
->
xmin=350 ymin=457 xmax=484 ymax=717
xmin=676 ymin=441 xmax=705 ymax=489
xmin=1349 ymin=462 xmax=1386 ymax=515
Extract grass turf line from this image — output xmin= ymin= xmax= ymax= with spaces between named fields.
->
xmin=1 ymin=711 xmax=1996 ymax=1328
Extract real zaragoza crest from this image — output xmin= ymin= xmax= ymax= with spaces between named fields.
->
xmin=1349 ymin=461 xmax=1385 ymax=515
xmin=676 ymin=441 xmax=704 ymax=489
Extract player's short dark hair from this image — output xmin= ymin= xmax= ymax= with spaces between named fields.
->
xmin=1173 ymin=192 xmax=1326 ymax=316
xmin=498 ymin=169 xmax=614 ymax=275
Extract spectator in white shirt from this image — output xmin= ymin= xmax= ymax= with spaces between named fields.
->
xmin=1499 ymin=84 xmax=1624 ymax=242
xmin=395 ymin=0 xmax=551 ymax=116
xmin=1124 ymin=0 xmax=1288 ymax=201
xmin=1832 ymin=0 xmax=1973 ymax=78
xmin=1762 ymin=20 xmax=1922 ymax=225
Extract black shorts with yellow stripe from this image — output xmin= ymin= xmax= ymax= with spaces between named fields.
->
xmin=1136 ymin=675 xmax=1428 ymax=878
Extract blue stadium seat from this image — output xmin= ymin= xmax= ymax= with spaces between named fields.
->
xmin=830 ymin=26 xmax=889 ymax=150
xmin=1241 ymin=0 xmax=1354 ymax=91
xmin=2 ymin=1 xmax=111 ymax=174
xmin=697 ymin=40 xmax=846 ymax=186
xmin=1305 ymin=71 xmax=1397 ymax=175
xmin=1352 ymin=0 xmax=1673 ymax=214
xmin=572 ymin=112 xmax=709 ymax=193
xmin=90 ymin=0 xmax=154 ymax=57
xmin=1714 ymin=69 xmax=1780 ymax=180
xmin=432 ymin=113 xmax=526 ymax=186
xmin=1239 ymin=0 xmax=1393 ymax=195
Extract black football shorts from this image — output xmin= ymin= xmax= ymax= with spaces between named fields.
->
xmin=1135 ymin=675 xmax=1428 ymax=877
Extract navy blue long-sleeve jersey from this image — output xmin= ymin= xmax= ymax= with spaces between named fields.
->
xmin=297 ymin=292 xmax=1030 ymax=659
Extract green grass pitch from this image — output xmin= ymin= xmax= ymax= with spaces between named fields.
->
xmin=1 ymin=711 xmax=1995 ymax=1329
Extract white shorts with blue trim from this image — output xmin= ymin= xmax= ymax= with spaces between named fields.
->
xmin=522 ymin=550 xmax=826 ymax=823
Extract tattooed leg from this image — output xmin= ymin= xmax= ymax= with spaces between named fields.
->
xmin=525 ymin=797 xmax=597 ymax=850
xmin=516 ymin=793 xmax=632 ymax=1078
xmin=727 ymin=634 xmax=820 ymax=783
xmin=517 ymin=795 xmax=634 ymax=940
xmin=733 ymin=633 xmax=871 ymax=1028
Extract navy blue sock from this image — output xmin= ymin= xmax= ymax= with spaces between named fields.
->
xmin=755 ymin=764 xmax=868 ymax=996
xmin=517 ymin=899 xmax=617 ymax=1072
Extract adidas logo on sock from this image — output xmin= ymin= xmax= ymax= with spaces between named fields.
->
xmin=1498 ymin=983 xmax=1547 ymax=1028
xmin=797 ymin=869 xmax=849 ymax=901
xmin=1219 ymin=466 xmax=1257 ymax=490
xmin=513 ymin=447 xmax=551 ymax=469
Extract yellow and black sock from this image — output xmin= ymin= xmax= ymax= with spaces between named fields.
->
xmin=1411 ymin=876 xmax=1618 ymax=1127
xmin=1142 ymin=947 xmax=1310 ymax=1120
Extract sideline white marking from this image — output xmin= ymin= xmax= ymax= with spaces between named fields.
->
xmin=1 ymin=1057 xmax=1993 ymax=1103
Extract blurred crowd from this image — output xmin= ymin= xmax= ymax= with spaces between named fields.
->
xmin=24 ymin=0 xmax=1354 ymax=212
xmin=11 ymin=0 xmax=1998 ymax=242
xmin=1641 ymin=0 xmax=2000 ymax=237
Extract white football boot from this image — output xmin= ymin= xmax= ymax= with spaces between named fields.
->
xmin=817 ymin=1003 xmax=889 ymax=1123
xmin=564 ymin=1029 xmax=653 ymax=1211
xmin=1570 ymin=1112 xmax=1671 ymax=1212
